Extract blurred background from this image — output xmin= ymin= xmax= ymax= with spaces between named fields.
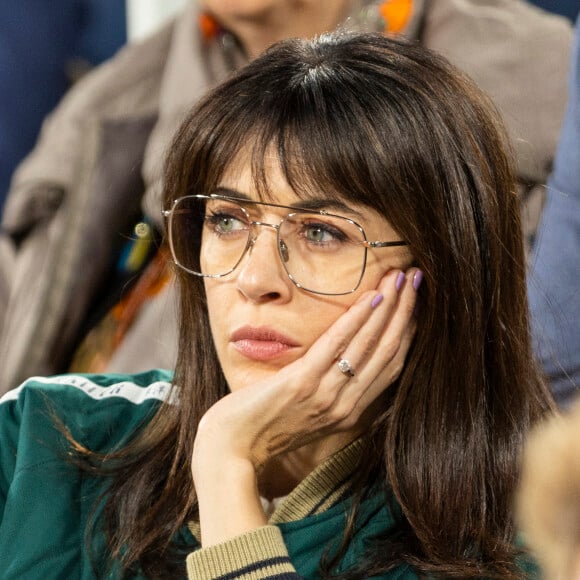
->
xmin=530 ymin=0 xmax=577 ymax=21
xmin=0 ymin=0 xmax=187 ymax=208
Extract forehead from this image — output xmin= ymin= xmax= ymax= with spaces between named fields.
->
xmin=217 ymin=148 xmax=293 ymax=202
xmin=215 ymin=145 xmax=356 ymax=214
xmin=214 ymin=143 xmax=354 ymax=208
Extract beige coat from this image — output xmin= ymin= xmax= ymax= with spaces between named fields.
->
xmin=0 ymin=0 xmax=572 ymax=394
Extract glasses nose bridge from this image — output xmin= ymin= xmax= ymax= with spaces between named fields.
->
xmin=246 ymin=218 xmax=289 ymax=266
xmin=248 ymin=219 xmax=282 ymax=245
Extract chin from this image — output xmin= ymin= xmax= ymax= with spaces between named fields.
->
xmin=225 ymin=361 xmax=282 ymax=393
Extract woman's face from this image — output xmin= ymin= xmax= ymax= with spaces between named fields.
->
xmin=202 ymin=153 xmax=413 ymax=393
xmin=200 ymin=0 xmax=282 ymax=18
xmin=199 ymin=0 xmax=356 ymax=58
xmin=199 ymin=0 xmax=355 ymax=29
xmin=199 ymin=1 xmax=344 ymax=19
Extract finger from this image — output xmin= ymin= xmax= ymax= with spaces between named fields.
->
xmin=300 ymin=269 xmax=403 ymax=377
xmin=299 ymin=269 xmax=416 ymax=426
xmin=336 ymin=267 xmax=420 ymax=379
xmin=325 ymin=315 xmax=417 ymax=431
xmin=353 ymin=315 xmax=417 ymax=412
xmin=363 ymin=267 xmax=421 ymax=371
xmin=327 ymin=269 xmax=421 ymax=420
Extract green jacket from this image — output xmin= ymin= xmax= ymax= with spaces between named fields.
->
xmin=0 ymin=370 xmax=418 ymax=579
xmin=0 ymin=371 xmax=538 ymax=578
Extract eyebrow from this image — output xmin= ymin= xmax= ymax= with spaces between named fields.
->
xmin=212 ymin=187 xmax=365 ymax=219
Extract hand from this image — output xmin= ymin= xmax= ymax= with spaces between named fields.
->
xmin=192 ymin=268 xmax=421 ymax=546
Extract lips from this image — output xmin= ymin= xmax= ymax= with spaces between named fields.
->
xmin=230 ymin=325 xmax=299 ymax=361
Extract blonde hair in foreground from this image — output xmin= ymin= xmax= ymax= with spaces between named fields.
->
xmin=518 ymin=401 xmax=580 ymax=579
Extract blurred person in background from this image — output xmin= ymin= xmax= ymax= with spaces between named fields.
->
xmin=0 ymin=0 xmax=572 ymax=397
xmin=0 ymin=0 xmax=127 ymax=212
xmin=528 ymin=15 xmax=580 ymax=408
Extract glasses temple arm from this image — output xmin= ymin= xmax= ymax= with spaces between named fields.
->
xmin=365 ymin=240 xmax=408 ymax=248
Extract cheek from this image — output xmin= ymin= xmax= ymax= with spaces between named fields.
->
xmin=204 ymin=280 xmax=228 ymax=339
xmin=293 ymin=294 xmax=353 ymax=343
xmin=363 ymin=249 xmax=414 ymax=288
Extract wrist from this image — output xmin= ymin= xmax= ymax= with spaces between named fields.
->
xmin=193 ymin=446 xmax=257 ymax=488
xmin=192 ymin=419 xmax=257 ymax=479
xmin=194 ymin=454 xmax=267 ymax=547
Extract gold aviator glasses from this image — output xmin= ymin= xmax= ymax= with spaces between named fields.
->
xmin=163 ymin=194 xmax=408 ymax=296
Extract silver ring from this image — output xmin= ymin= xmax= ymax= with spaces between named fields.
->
xmin=337 ymin=358 xmax=355 ymax=377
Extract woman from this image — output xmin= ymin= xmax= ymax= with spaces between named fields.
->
xmin=0 ymin=33 xmax=553 ymax=578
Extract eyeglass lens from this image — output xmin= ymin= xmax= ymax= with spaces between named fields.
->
xmin=169 ymin=196 xmax=367 ymax=295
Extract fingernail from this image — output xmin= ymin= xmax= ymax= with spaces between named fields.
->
xmin=413 ymin=270 xmax=424 ymax=291
xmin=395 ymin=272 xmax=405 ymax=292
xmin=371 ymin=293 xmax=384 ymax=309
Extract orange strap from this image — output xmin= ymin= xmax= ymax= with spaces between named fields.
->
xmin=68 ymin=248 xmax=172 ymax=374
xmin=111 ymin=248 xmax=171 ymax=349
xmin=380 ymin=0 xmax=414 ymax=34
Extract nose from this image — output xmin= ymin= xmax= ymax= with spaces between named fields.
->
xmin=235 ymin=226 xmax=293 ymax=303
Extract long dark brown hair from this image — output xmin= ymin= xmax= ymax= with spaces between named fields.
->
xmin=92 ymin=32 xmax=554 ymax=577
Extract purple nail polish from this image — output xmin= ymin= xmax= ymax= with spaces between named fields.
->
xmin=371 ymin=294 xmax=384 ymax=309
xmin=413 ymin=270 xmax=424 ymax=291
xmin=395 ymin=272 xmax=405 ymax=291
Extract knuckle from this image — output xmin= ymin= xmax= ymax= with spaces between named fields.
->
xmin=312 ymin=393 xmax=336 ymax=416
xmin=401 ymin=298 xmax=416 ymax=318
xmin=337 ymin=409 xmax=359 ymax=430
xmin=330 ymin=333 xmax=350 ymax=359
xmin=360 ymin=335 xmax=377 ymax=358
xmin=382 ymin=338 xmax=401 ymax=362
xmin=328 ymin=401 xmax=356 ymax=425
xmin=388 ymin=361 xmax=404 ymax=382
xmin=327 ymin=408 xmax=345 ymax=424
xmin=288 ymin=381 xmax=313 ymax=405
